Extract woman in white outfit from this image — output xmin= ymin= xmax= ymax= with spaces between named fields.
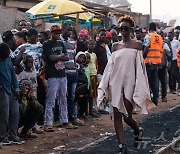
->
xmin=97 ymin=15 xmax=151 ymax=154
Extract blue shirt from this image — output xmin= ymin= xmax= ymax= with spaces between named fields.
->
xmin=0 ymin=57 xmax=18 ymax=95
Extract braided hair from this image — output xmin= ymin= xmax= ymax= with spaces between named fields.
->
xmin=118 ymin=15 xmax=136 ymax=28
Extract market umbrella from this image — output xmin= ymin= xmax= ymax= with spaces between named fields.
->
xmin=26 ymin=0 xmax=94 ymax=22
xmin=43 ymin=17 xmax=101 ymax=27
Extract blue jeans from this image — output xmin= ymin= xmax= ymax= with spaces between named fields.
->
xmin=146 ymin=64 xmax=159 ymax=105
xmin=66 ymin=73 xmax=78 ymax=121
xmin=45 ymin=78 xmax=68 ymax=125
xmin=0 ymin=91 xmax=19 ymax=142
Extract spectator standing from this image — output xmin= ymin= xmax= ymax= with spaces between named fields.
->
xmin=158 ymin=31 xmax=172 ymax=102
xmin=168 ymin=31 xmax=180 ymax=93
xmin=144 ymin=22 xmax=163 ymax=105
xmin=60 ymin=23 xmax=83 ymax=126
xmin=86 ymin=40 xmax=99 ymax=117
xmin=43 ymin=25 xmax=76 ymax=131
xmin=0 ymin=43 xmax=20 ymax=145
xmin=94 ymin=29 xmax=108 ymax=82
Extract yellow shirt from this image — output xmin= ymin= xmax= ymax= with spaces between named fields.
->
xmin=88 ymin=52 xmax=97 ymax=76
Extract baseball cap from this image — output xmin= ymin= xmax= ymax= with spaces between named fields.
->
xmin=2 ymin=30 xmax=14 ymax=42
xmin=51 ymin=25 xmax=61 ymax=33
xmin=79 ymin=29 xmax=88 ymax=36
xmin=106 ymin=31 xmax=112 ymax=39
xmin=135 ymin=28 xmax=142 ymax=33
xmin=26 ymin=28 xmax=38 ymax=36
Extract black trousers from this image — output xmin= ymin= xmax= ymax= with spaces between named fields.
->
xmin=158 ymin=66 xmax=167 ymax=98
xmin=19 ymin=104 xmax=43 ymax=135
xmin=77 ymin=96 xmax=88 ymax=117
xmin=169 ymin=60 xmax=180 ymax=91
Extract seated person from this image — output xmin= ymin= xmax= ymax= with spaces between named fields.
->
xmin=18 ymin=79 xmax=43 ymax=138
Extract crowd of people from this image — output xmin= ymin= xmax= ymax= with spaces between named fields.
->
xmin=0 ymin=16 xmax=180 ymax=153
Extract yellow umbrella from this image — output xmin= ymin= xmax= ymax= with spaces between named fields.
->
xmin=26 ymin=0 xmax=94 ymax=21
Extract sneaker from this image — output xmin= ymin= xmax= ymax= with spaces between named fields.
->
xmin=1 ymin=139 xmax=12 ymax=145
xmin=9 ymin=137 xmax=25 ymax=145
xmin=62 ymin=123 xmax=78 ymax=129
xmin=134 ymin=127 xmax=144 ymax=148
xmin=119 ymin=144 xmax=127 ymax=154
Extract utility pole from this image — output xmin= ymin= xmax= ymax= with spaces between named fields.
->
xmin=150 ymin=0 xmax=152 ymax=22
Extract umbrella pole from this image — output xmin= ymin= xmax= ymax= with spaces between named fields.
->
xmin=75 ymin=13 xmax=79 ymax=32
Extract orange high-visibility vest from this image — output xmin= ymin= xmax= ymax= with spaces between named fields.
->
xmin=144 ymin=33 xmax=163 ymax=64
xmin=176 ymin=47 xmax=180 ymax=68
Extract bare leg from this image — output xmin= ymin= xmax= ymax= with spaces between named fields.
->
xmin=113 ymin=107 xmax=125 ymax=144
xmin=123 ymin=97 xmax=140 ymax=134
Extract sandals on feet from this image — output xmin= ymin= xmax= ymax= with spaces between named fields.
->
xmin=44 ymin=125 xmax=54 ymax=132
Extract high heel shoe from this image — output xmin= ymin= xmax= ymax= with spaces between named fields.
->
xmin=134 ymin=127 xmax=144 ymax=148
xmin=119 ymin=144 xmax=127 ymax=154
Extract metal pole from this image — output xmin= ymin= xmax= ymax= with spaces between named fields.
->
xmin=150 ymin=0 xmax=152 ymax=22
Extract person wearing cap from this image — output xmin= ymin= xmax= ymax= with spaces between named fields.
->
xmin=69 ymin=28 xmax=87 ymax=53
xmin=105 ymin=31 xmax=112 ymax=56
xmin=110 ymin=29 xmax=119 ymax=43
xmin=78 ymin=29 xmax=89 ymax=45
xmin=43 ymin=25 xmax=77 ymax=130
xmin=134 ymin=28 xmax=143 ymax=42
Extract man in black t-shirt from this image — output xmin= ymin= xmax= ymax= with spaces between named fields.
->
xmin=43 ymin=25 xmax=77 ymax=130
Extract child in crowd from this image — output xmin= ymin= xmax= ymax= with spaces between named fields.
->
xmin=84 ymin=52 xmax=91 ymax=119
xmin=75 ymin=52 xmax=89 ymax=121
xmin=18 ymin=55 xmax=43 ymax=134
xmin=86 ymin=40 xmax=99 ymax=117
xmin=18 ymin=79 xmax=43 ymax=138
xmin=18 ymin=55 xmax=38 ymax=98
xmin=0 ymin=43 xmax=20 ymax=145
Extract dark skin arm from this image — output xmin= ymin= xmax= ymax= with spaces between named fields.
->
xmin=48 ymin=53 xmax=69 ymax=62
xmin=143 ymin=46 xmax=149 ymax=58
xmin=12 ymin=47 xmax=25 ymax=66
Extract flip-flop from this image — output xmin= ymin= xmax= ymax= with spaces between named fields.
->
xmin=44 ymin=125 xmax=54 ymax=132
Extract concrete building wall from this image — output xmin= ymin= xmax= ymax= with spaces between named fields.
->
xmin=0 ymin=5 xmax=27 ymax=34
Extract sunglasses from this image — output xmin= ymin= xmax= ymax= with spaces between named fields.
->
xmin=119 ymin=26 xmax=131 ymax=32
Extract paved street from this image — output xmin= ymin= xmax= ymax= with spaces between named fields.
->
xmin=70 ymin=105 xmax=180 ymax=154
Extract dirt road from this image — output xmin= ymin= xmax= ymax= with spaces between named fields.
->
xmin=1 ymin=93 xmax=180 ymax=154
